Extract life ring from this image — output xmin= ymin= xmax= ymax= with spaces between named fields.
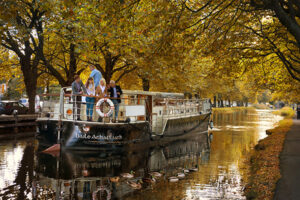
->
xmin=92 ymin=186 xmax=111 ymax=200
xmin=96 ymin=98 xmax=114 ymax=117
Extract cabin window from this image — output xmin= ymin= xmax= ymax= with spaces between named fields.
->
xmin=154 ymin=99 xmax=165 ymax=106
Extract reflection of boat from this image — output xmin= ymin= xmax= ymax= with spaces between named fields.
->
xmin=148 ymin=134 xmax=209 ymax=172
xmin=35 ymin=135 xmax=210 ymax=199
xmin=37 ymin=89 xmax=212 ymax=149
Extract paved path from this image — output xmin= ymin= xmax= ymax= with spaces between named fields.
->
xmin=274 ymin=119 xmax=300 ymax=200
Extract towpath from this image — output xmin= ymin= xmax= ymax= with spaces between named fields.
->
xmin=274 ymin=119 xmax=300 ymax=200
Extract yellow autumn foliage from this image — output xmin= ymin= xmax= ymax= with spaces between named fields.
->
xmin=273 ymin=107 xmax=295 ymax=118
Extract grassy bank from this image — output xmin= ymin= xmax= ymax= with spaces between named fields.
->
xmin=212 ymin=106 xmax=255 ymax=113
xmin=272 ymin=106 xmax=295 ymax=118
xmin=244 ymin=108 xmax=294 ymax=200
xmin=252 ymin=104 xmax=270 ymax=110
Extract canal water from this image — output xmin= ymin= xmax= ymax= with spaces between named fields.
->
xmin=0 ymin=109 xmax=281 ymax=200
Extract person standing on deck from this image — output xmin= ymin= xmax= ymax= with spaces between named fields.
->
xmin=85 ymin=77 xmax=96 ymax=121
xmin=108 ymin=80 xmax=123 ymax=121
xmin=96 ymin=78 xmax=108 ymax=122
xmin=89 ymin=65 xmax=102 ymax=88
xmin=72 ymin=75 xmax=87 ymax=120
xmin=96 ymin=78 xmax=108 ymax=98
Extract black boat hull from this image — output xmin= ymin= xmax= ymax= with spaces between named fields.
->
xmin=37 ymin=113 xmax=211 ymax=149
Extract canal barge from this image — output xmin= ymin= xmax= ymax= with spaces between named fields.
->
xmin=37 ymin=88 xmax=212 ymax=149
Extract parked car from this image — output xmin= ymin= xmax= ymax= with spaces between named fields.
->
xmin=0 ymin=102 xmax=5 ymax=115
xmin=19 ymin=95 xmax=42 ymax=113
xmin=19 ymin=98 xmax=29 ymax=107
xmin=0 ymin=100 xmax=29 ymax=115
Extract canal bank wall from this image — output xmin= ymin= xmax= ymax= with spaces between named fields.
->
xmin=0 ymin=114 xmax=37 ymax=139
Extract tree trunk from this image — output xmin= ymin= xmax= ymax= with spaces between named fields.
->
xmin=142 ymin=78 xmax=150 ymax=91
xmin=21 ymin=61 xmax=37 ymax=114
xmin=213 ymin=96 xmax=217 ymax=107
xmin=66 ymin=43 xmax=77 ymax=86
xmin=104 ymin=72 xmax=112 ymax=84
xmin=103 ymin=52 xmax=115 ymax=83
xmin=26 ymin=84 xmax=36 ymax=114
xmin=46 ymin=80 xmax=50 ymax=94
xmin=220 ymin=99 xmax=224 ymax=107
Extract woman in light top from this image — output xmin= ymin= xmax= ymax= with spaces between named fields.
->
xmin=95 ymin=78 xmax=108 ymax=122
xmin=85 ymin=77 xmax=96 ymax=121
xmin=96 ymin=78 xmax=107 ymax=98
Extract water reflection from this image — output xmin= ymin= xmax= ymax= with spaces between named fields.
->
xmin=40 ymin=135 xmax=210 ymax=199
xmin=0 ymin=140 xmax=35 ymax=199
xmin=0 ymin=109 xmax=281 ymax=200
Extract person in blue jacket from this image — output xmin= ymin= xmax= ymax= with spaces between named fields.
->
xmin=89 ymin=65 xmax=102 ymax=88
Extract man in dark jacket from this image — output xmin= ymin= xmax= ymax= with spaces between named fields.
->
xmin=108 ymin=80 xmax=123 ymax=121
xmin=71 ymin=75 xmax=87 ymax=120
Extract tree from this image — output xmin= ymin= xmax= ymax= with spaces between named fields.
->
xmin=0 ymin=0 xmax=51 ymax=112
xmin=56 ymin=0 xmax=140 ymax=83
xmin=42 ymin=33 xmax=85 ymax=87
xmin=250 ymin=0 xmax=300 ymax=47
xmin=0 ymin=0 xmax=298 ymax=105
xmin=179 ymin=0 xmax=300 ymax=81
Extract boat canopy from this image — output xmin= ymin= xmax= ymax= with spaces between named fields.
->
xmin=122 ymin=90 xmax=184 ymax=99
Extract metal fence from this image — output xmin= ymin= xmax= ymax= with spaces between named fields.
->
xmin=154 ymin=98 xmax=211 ymax=117
xmin=38 ymin=88 xmax=211 ymax=128
xmin=151 ymin=98 xmax=211 ymax=134
xmin=38 ymin=88 xmax=147 ymax=123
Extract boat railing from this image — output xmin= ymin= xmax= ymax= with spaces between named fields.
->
xmin=37 ymin=88 xmax=211 ymax=131
xmin=38 ymin=88 xmax=147 ymax=123
xmin=152 ymin=98 xmax=211 ymax=117
xmin=150 ymin=98 xmax=211 ymax=134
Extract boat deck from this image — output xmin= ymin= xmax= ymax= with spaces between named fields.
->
xmin=37 ymin=117 xmax=147 ymax=126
